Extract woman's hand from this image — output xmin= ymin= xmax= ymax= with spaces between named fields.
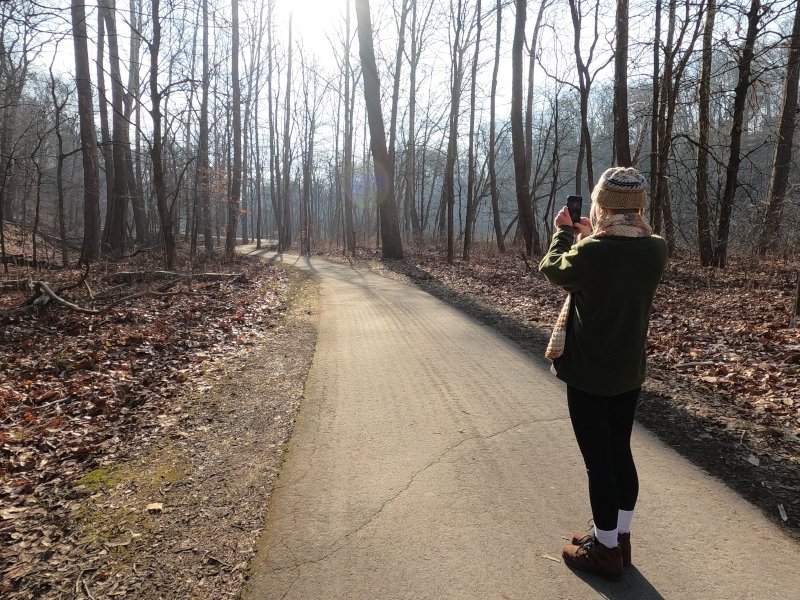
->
xmin=554 ymin=206 xmax=573 ymax=230
xmin=555 ymin=207 xmax=592 ymax=239
xmin=575 ymin=217 xmax=592 ymax=238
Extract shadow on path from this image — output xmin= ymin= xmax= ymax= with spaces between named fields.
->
xmin=571 ymin=567 xmax=665 ymax=600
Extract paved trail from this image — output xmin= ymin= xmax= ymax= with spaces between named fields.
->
xmin=243 ymin=251 xmax=798 ymax=600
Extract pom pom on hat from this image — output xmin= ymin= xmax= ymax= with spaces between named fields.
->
xmin=591 ymin=167 xmax=647 ymax=210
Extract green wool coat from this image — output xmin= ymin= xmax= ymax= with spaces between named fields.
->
xmin=539 ymin=226 xmax=668 ymax=396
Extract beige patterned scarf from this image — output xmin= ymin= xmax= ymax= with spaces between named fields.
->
xmin=545 ymin=212 xmax=652 ymax=361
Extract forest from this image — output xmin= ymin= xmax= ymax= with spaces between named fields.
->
xmin=0 ymin=0 xmax=799 ymax=269
xmin=2 ymin=0 xmax=800 ymax=596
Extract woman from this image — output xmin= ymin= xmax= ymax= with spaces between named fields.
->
xmin=539 ymin=167 xmax=667 ymax=580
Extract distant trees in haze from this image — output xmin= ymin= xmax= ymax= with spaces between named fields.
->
xmin=1 ymin=0 xmax=800 ymax=269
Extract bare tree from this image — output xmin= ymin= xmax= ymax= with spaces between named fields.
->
xmin=194 ymin=0 xmax=212 ymax=255
xmin=695 ymin=0 xmax=715 ymax=265
xmin=72 ymin=0 xmax=101 ymax=264
xmin=463 ymin=0 xmax=483 ymax=261
xmin=567 ymin=0 xmax=608 ymax=195
xmin=149 ymin=0 xmax=176 ymax=269
xmin=280 ymin=14 xmax=293 ymax=251
xmin=99 ymin=0 xmax=130 ymax=257
xmin=343 ymin=1 xmax=357 ymax=254
xmin=489 ymin=0 xmax=505 ymax=253
xmin=613 ymin=0 xmax=631 ymax=166
xmin=127 ymin=0 xmax=147 ymax=245
xmin=523 ymin=0 xmax=547 ymax=255
xmin=651 ymin=0 xmax=703 ymax=253
xmin=49 ymin=63 xmax=71 ymax=266
xmin=442 ymin=0 xmax=471 ymax=263
xmin=226 ymin=0 xmax=242 ymax=255
xmin=512 ymin=0 xmax=535 ymax=255
xmin=713 ymin=0 xmax=762 ymax=268
xmin=758 ymin=0 xmax=800 ymax=255
xmin=355 ymin=0 xmax=403 ymax=259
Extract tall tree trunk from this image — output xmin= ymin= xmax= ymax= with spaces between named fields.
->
xmin=266 ymin=0 xmax=281 ymax=248
xmin=355 ymin=0 xmax=404 ymax=259
xmin=613 ymin=0 xmax=631 ymax=166
xmin=758 ymin=0 xmax=800 ymax=255
xmin=99 ymin=0 xmax=129 ymax=257
xmin=196 ymin=0 xmax=212 ymax=253
xmin=649 ymin=0 xmax=662 ymax=230
xmin=343 ymin=2 xmax=356 ymax=254
xmin=695 ymin=0 xmax=715 ymax=265
xmin=226 ymin=0 xmax=242 ymax=255
xmin=255 ymin=94 xmax=263 ymax=249
xmin=654 ymin=0 xmax=701 ymax=254
xmin=72 ymin=0 xmax=101 ymax=264
xmin=568 ymin=0 xmax=595 ymax=195
xmin=463 ymin=0 xmax=482 ymax=261
xmin=150 ymin=0 xmax=175 ymax=269
xmin=127 ymin=0 xmax=147 ymax=245
xmin=388 ymin=0 xmax=409 ymax=181
xmin=523 ymin=0 xmax=547 ymax=255
xmin=713 ymin=0 xmax=761 ymax=268
xmin=442 ymin=0 xmax=466 ymax=264
xmin=489 ymin=0 xmax=505 ymax=253
xmin=49 ymin=69 xmax=69 ymax=266
xmin=96 ymin=12 xmax=116 ymax=253
xmin=281 ymin=15 xmax=293 ymax=251
xmin=512 ymin=0 xmax=534 ymax=255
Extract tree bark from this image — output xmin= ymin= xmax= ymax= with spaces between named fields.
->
xmin=489 ymin=0 xmax=505 ymax=253
xmin=226 ymin=0 xmax=242 ymax=255
xmin=442 ymin=0 xmax=467 ymax=264
xmin=343 ymin=2 xmax=357 ymax=254
xmin=126 ymin=0 xmax=147 ymax=245
xmin=72 ymin=0 xmax=102 ymax=264
xmin=280 ymin=15 xmax=293 ymax=251
xmin=613 ymin=0 xmax=632 ymax=166
xmin=649 ymin=0 xmax=661 ymax=231
xmin=355 ymin=0 xmax=404 ymax=259
xmin=713 ymin=0 xmax=761 ymax=268
xmin=99 ymin=0 xmax=130 ymax=257
xmin=758 ymin=0 xmax=800 ymax=255
xmin=149 ymin=0 xmax=175 ymax=269
xmin=463 ymin=0 xmax=482 ymax=261
xmin=695 ymin=0 xmax=715 ymax=265
xmin=197 ymin=0 xmax=212 ymax=253
xmin=512 ymin=0 xmax=534 ymax=255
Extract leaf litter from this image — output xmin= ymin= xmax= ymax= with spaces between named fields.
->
xmin=1 ymin=246 xmax=315 ymax=598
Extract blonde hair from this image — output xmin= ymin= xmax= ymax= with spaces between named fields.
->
xmin=590 ymin=202 xmax=643 ymax=231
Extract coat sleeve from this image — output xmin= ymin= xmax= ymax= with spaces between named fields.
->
xmin=538 ymin=226 xmax=591 ymax=292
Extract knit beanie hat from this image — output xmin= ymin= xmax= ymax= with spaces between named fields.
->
xmin=590 ymin=167 xmax=647 ymax=210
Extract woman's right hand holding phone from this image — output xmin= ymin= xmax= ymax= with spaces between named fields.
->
xmin=555 ymin=206 xmax=592 ymax=239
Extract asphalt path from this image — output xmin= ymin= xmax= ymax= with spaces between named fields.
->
xmin=243 ymin=250 xmax=799 ymax=600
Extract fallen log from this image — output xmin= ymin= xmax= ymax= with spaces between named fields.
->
xmin=0 ymin=280 xmax=32 ymax=292
xmin=1 ymin=280 xmax=213 ymax=319
xmin=1 ymin=255 xmax=62 ymax=270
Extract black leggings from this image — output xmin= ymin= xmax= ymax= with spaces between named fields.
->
xmin=567 ymin=385 xmax=640 ymax=531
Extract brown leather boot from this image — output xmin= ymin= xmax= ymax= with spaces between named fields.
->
xmin=618 ymin=532 xmax=631 ymax=568
xmin=562 ymin=537 xmax=624 ymax=581
xmin=571 ymin=531 xmax=632 ymax=568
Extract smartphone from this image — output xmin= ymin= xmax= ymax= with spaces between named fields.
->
xmin=567 ymin=195 xmax=582 ymax=224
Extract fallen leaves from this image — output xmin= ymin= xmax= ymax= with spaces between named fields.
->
xmin=0 ymin=250 xmax=289 ymax=596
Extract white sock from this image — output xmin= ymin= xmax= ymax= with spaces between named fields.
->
xmin=594 ymin=526 xmax=619 ymax=549
xmin=617 ymin=509 xmax=634 ymax=534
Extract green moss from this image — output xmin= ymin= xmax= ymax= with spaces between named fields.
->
xmin=76 ymin=466 xmax=125 ymax=492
